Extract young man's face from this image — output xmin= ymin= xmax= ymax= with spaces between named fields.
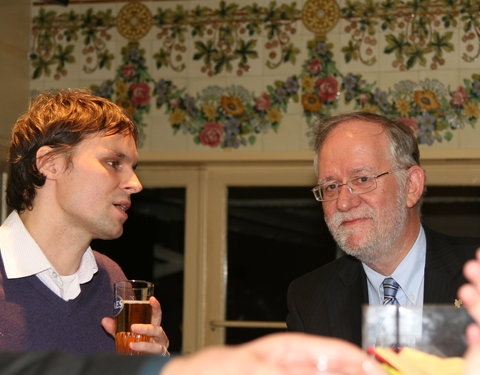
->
xmin=54 ymin=132 xmax=142 ymax=241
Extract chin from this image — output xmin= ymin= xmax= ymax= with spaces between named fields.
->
xmin=342 ymin=234 xmax=365 ymax=248
xmin=338 ymin=237 xmax=369 ymax=254
xmin=97 ymin=229 xmax=124 ymax=240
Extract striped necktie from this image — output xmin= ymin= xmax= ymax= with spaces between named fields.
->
xmin=382 ymin=277 xmax=400 ymax=305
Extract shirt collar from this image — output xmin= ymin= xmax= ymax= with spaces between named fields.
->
xmin=363 ymin=226 xmax=426 ymax=305
xmin=0 ymin=211 xmax=98 ymax=281
xmin=391 ymin=226 xmax=426 ymax=304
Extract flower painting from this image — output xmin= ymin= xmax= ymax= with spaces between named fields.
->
xmin=154 ymin=78 xmax=299 ymax=148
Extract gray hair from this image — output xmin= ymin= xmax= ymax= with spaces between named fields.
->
xmin=313 ymin=111 xmax=420 ymax=176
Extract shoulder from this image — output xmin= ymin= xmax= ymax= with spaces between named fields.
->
xmin=288 ymin=255 xmax=361 ymax=295
xmin=424 ymin=227 xmax=480 ymax=273
xmin=92 ymin=251 xmax=127 ymax=281
xmin=424 ymin=227 xmax=480 ymax=254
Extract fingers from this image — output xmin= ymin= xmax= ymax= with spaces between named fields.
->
xmin=307 ymin=340 xmax=384 ymax=375
xmin=149 ymin=296 xmax=162 ymax=326
xmin=247 ymin=333 xmax=386 ymax=375
xmin=462 ymin=249 xmax=480 ymax=375
xmin=467 ymin=324 xmax=480 ymax=346
xmin=121 ymin=298 xmax=168 ymax=356
xmin=465 ymin=325 xmax=480 ymax=375
xmin=130 ymin=323 xmax=169 ymax=345
xmin=458 ymin=283 xmax=480 ymax=318
xmin=460 ymin=250 xmax=480 ymax=323
xmin=130 ymin=339 xmax=170 ymax=356
xmin=463 ymin=255 xmax=480 ymax=286
xmin=101 ymin=317 xmax=115 ymax=337
xmin=162 ymin=333 xmax=386 ymax=375
xmin=130 ymin=323 xmax=169 ymax=355
xmin=315 ymin=355 xmax=384 ymax=375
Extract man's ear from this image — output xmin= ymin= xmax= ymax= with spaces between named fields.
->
xmin=36 ymin=146 xmax=61 ymax=179
xmin=405 ymin=165 xmax=425 ymax=208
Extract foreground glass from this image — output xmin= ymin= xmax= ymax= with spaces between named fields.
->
xmin=114 ymin=280 xmax=154 ymax=355
xmin=362 ymin=304 xmax=473 ymax=357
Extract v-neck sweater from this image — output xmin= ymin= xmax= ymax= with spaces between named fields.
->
xmin=0 ymin=251 xmax=126 ymax=354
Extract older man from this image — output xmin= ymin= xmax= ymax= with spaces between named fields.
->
xmin=287 ymin=112 xmax=479 ymax=346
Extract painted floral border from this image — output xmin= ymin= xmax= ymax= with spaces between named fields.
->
xmin=31 ymin=0 xmax=480 ymax=78
xmin=31 ymin=1 xmax=480 ymax=148
xmin=88 ymin=38 xmax=480 ymax=148
xmin=31 ymin=2 xmax=300 ymax=80
xmin=341 ymin=0 xmax=480 ymax=70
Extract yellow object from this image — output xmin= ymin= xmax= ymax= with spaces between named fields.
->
xmin=373 ymin=347 xmax=464 ymax=375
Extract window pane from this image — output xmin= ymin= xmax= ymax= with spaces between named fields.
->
xmin=422 ymin=186 xmax=480 ymax=237
xmin=225 ymin=187 xmax=336 ymax=344
xmin=92 ymin=188 xmax=185 ymax=353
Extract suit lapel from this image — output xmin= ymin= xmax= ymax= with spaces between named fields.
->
xmin=423 ymin=229 xmax=464 ymax=303
xmin=327 ymin=257 xmax=367 ymax=346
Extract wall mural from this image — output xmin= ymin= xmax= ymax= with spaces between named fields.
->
xmin=31 ymin=0 xmax=480 ymax=148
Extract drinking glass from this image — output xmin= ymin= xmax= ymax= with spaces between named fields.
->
xmin=114 ymin=280 xmax=154 ymax=355
xmin=362 ymin=304 xmax=472 ymax=357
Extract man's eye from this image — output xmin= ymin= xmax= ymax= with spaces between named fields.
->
xmin=352 ymin=176 xmax=370 ymax=185
xmin=107 ymin=160 xmax=120 ymax=168
xmin=323 ymin=183 xmax=338 ymax=192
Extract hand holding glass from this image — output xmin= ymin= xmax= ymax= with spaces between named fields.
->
xmin=114 ymin=280 xmax=154 ymax=355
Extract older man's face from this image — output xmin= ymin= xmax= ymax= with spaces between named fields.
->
xmin=318 ymin=120 xmax=408 ymax=263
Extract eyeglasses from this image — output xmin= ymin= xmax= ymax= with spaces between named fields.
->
xmin=312 ymin=170 xmax=396 ymax=202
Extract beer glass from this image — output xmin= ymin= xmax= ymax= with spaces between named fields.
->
xmin=362 ymin=304 xmax=472 ymax=357
xmin=114 ymin=280 xmax=154 ymax=355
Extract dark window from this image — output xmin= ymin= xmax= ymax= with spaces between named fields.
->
xmin=422 ymin=186 xmax=480 ymax=237
xmin=92 ymin=188 xmax=185 ymax=353
xmin=225 ymin=187 xmax=336 ymax=344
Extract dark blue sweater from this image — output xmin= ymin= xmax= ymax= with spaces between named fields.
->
xmin=0 ymin=251 xmax=126 ymax=354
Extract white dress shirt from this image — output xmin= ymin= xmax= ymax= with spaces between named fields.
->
xmin=0 ymin=211 xmax=98 ymax=301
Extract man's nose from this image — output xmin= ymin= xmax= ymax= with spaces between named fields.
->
xmin=336 ymin=184 xmax=360 ymax=212
xmin=124 ymin=172 xmax=143 ymax=194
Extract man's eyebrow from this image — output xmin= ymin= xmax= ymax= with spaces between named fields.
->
xmin=318 ymin=176 xmax=336 ymax=184
xmin=350 ymin=167 xmax=374 ymax=174
xmin=318 ymin=168 xmax=374 ymax=183
xmin=112 ymin=151 xmax=138 ymax=169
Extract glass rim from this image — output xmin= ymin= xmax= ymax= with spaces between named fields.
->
xmin=114 ymin=279 xmax=154 ymax=289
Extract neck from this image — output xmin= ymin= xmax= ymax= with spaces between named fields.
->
xmin=365 ymin=214 xmax=421 ymax=276
xmin=19 ymin=209 xmax=90 ymax=275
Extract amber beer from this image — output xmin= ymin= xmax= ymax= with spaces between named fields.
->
xmin=114 ymin=280 xmax=154 ymax=355
xmin=115 ymin=300 xmax=152 ymax=354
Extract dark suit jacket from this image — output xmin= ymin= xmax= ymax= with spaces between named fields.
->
xmin=286 ymin=228 xmax=480 ymax=347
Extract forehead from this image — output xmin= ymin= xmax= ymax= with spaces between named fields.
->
xmin=318 ymin=120 xmax=392 ymax=177
xmin=73 ymin=133 xmax=138 ymax=160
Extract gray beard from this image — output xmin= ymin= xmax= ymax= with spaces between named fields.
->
xmin=325 ymin=192 xmax=408 ymax=265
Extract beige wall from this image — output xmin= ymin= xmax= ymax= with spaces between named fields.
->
xmin=0 ymin=0 xmax=30 ymax=160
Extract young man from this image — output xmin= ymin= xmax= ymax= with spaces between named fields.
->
xmin=287 ymin=112 xmax=479 ymax=346
xmin=0 ymin=89 xmax=168 ymax=354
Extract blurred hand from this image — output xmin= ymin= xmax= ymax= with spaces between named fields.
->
xmin=459 ymin=248 xmax=480 ymax=375
xmin=458 ymin=248 xmax=480 ymax=323
xmin=102 ymin=296 xmax=169 ymax=355
xmin=161 ymin=332 xmax=386 ymax=375
xmin=464 ymin=323 xmax=480 ymax=375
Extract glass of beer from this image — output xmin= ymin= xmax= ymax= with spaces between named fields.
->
xmin=114 ymin=280 xmax=154 ymax=355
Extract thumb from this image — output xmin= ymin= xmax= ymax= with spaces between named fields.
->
xmin=102 ymin=317 xmax=116 ymax=337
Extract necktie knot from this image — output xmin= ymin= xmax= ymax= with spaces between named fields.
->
xmin=382 ymin=277 xmax=399 ymax=305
